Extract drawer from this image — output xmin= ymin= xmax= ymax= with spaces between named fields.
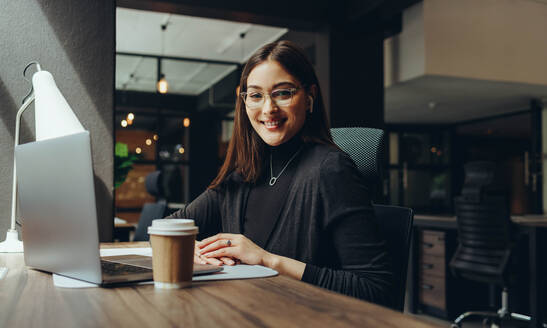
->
xmin=420 ymin=230 xmax=445 ymax=256
xmin=419 ymin=274 xmax=446 ymax=310
xmin=419 ymin=254 xmax=445 ymax=278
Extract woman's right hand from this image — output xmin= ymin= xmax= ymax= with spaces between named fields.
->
xmin=194 ymin=240 xmax=236 ymax=266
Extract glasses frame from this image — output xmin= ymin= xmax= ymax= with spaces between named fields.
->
xmin=240 ymin=87 xmax=300 ymax=109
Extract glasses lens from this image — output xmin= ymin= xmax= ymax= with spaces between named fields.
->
xmin=272 ymin=89 xmax=293 ymax=107
xmin=244 ymin=92 xmax=263 ymax=108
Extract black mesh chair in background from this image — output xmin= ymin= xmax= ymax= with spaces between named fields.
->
xmin=449 ymin=161 xmax=533 ymax=328
xmin=331 ymin=127 xmax=414 ymax=312
xmin=133 ymin=171 xmax=168 ymax=241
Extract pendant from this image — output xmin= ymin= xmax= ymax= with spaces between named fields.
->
xmin=269 ymin=177 xmax=277 ymax=186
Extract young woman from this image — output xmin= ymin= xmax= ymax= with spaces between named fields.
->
xmin=167 ymin=40 xmax=393 ymax=306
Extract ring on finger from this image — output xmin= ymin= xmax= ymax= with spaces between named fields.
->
xmin=226 ymin=239 xmax=231 ymax=247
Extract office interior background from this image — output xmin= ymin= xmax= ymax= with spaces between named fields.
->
xmin=1 ymin=0 xmax=546 ymax=325
xmin=111 ymin=0 xmax=547 ymax=222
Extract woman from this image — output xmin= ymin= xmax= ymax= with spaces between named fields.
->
xmin=168 ymin=40 xmax=393 ymax=306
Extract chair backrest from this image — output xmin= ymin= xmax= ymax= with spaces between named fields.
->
xmin=331 ymin=127 xmax=412 ymax=311
xmin=330 ymin=127 xmax=385 ymax=188
xmin=373 ymin=204 xmax=414 ymax=311
xmin=450 ymin=195 xmax=512 ymax=284
xmin=450 ymin=161 xmax=512 ymax=284
xmin=133 ymin=201 xmax=168 ymax=241
xmin=133 ymin=170 xmax=169 ymax=242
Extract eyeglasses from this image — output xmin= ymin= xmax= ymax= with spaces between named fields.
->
xmin=240 ymin=88 xmax=299 ymax=109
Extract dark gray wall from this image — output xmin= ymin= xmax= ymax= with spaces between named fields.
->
xmin=0 ymin=1 xmax=115 ymax=241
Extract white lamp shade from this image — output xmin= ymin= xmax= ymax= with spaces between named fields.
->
xmin=32 ymin=71 xmax=84 ymax=141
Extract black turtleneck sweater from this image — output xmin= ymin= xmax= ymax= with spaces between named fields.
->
xmin=243 ymin=136 xmax=303 ymax=244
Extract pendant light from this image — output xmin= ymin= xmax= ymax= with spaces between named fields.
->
xmin=157 ymin=22 xmax=168 ymax=94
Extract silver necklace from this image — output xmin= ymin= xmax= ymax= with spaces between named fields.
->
xmin=269 ymin=146 xmax=303 ymax=186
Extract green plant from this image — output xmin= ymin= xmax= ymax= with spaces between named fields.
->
xmin=114 ymin=142 xmax=139 ymax=189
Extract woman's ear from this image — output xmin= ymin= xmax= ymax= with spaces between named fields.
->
xmin=309 ymin=85 xmax=317 ymax=99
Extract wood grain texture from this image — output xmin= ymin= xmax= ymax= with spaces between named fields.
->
xmin=0 ymin=243 xmax=442 ymax=328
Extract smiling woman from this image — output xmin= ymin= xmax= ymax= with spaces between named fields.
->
xmin=167 ymin=40 xmax=394 ymax=307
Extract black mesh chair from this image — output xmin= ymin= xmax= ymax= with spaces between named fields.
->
xmin=133 ymin=171 xmax=168 ymax=241
xmin=330 ymin=127 xmax=384 ymax=191
xmin=449 ymin=162 xmax=533 ymax=328
xmin=331 ymin=127 xmax=414 ymax=312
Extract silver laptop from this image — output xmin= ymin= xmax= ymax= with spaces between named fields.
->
xmin=15 ymin=131 xmax=221 ymax=286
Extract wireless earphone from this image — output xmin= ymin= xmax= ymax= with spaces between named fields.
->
xmin=308 ymin=96 xmax=314 ymax=114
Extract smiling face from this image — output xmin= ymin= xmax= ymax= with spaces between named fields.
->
xmin=245 ymin=60 xmax=309 ymax=147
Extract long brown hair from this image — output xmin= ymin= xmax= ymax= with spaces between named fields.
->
xmin=209 ymin=40 xmax=334 ymax=189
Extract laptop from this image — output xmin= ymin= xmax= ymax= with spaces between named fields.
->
xmin=15 ymin=131 xmax=222 ymax=286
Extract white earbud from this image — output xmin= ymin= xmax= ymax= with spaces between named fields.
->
xmin=308 ymin=96 xmax=314 ymax=114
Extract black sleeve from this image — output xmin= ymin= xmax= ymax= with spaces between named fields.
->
xmin=165 ymin=189 xmax=222 ymax=241
xmin=301 ymin=151 xmax=394 ymax=307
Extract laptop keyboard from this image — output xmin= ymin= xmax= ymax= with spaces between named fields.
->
xmin=100 ymin=260 xmax=152 ymax=276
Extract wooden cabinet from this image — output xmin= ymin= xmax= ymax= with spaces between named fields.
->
xmin=418 ymin=230 xmax=447 ymax=312
xmin=411 ymin=227 xmax=489 ymax=319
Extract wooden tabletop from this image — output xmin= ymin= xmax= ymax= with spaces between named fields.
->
xmin=0 ymin=242 xmax=441 ymax=327
xmin=114 ymin=222 xmax=136 ymax=229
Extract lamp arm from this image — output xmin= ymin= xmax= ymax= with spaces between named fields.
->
xmin=10 ymin=93 xmax=35 ymax=231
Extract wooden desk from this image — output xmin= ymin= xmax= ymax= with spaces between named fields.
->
xmin=0 ymin=242 xmax=441 ymax=327
xmin=410 ymin=215 xmax=546 ymax=328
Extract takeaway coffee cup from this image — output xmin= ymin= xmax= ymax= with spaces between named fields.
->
xmin=148 ymin=219 xmax=198 ymax=289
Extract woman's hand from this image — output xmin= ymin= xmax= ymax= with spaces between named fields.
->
xmin=194 ymin=240 xmax=236 ymax=266
xmin=198 ymin=234 xmax=305 ymax=280
xmin=197 ymin=233 xmax=271 ymax=266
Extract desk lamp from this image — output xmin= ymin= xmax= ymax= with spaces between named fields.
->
xmin=0 ymin=62 xmax=85 ymax=253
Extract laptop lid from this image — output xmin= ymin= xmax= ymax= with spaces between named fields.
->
xmin=15 ymin=131 xmax=104 ymax=284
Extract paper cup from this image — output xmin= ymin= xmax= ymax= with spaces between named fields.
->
xmin=148 ymin=219 xmax=198 ymax=289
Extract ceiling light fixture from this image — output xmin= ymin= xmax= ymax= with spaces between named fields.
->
xmin=157 ymin=21 xmax=169 ymax=94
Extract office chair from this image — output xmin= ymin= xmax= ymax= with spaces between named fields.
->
xmin=330 ymin=127 xmax=384 ymax=191
xmin=133 ymin=171 xmax=168 ymax=242
xmin=372 ymin=204 xmax=414 ymax=311
xmin=449 ymin=162 xmax=534 ymax=328
xmin=331 ymin=127 xmax=414 ymax=312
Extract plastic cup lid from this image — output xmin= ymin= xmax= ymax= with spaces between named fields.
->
xmin=148 ymin=219 xmax=198 ymax=236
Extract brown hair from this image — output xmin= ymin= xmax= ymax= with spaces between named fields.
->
xmin=209 ymin=40 xmax=334 ymax=189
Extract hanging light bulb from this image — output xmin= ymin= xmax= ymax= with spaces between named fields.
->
xmin=157 ymin=74 xmax=168 ymax=94
xmin=157 ymin=20 xmax=169 ymax=94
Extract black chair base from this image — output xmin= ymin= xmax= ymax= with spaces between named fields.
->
xmin=451 ymin=288 xmax=543 ymax=328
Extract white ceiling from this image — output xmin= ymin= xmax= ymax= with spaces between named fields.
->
xmin=115 ymin=8 xmax=287 ymax=95
xmin=385 ymin=75 xmax=547 ymax=124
